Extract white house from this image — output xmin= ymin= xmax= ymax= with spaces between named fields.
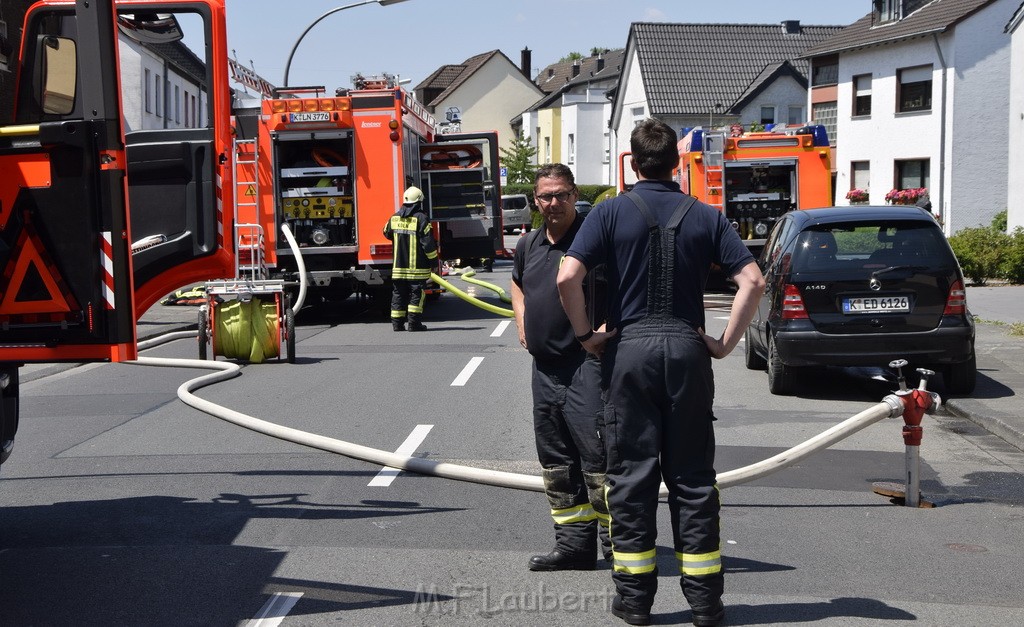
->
xmin=1008 ymin=2 xmax=1024 ymax=231
xmin=515 ymin=50 xmax=624 ymax=185
xmin=608 ymin=21 xmax=845 ymax=190
xmin=805 ymin=0 xmax=1016 ymax=234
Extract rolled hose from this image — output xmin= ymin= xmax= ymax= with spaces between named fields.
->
xmin=429 ymin=272 xmax=514 ymax=318
xmin=132 ymin=333 xmax=907 ymax=493
xmin=212 ymin=298 xmax=279 ymax=363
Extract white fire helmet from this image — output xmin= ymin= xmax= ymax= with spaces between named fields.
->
xmin=403 ymin=186 xmax=424 ymax=204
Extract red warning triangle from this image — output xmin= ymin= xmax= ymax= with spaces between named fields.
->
xmin=0 ymin=227 xmax=74 ymax=315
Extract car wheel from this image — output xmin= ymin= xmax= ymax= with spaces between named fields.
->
xmin=767 ymin=333 xmax=796 ymax=395
xmin=744 ymin=327 xmax=767 ymax=370
xmin=944 ymin=353 xmax=977 ymax=395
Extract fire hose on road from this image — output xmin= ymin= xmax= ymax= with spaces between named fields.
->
xmin=131 ymin=331 xmax=937 ymax=495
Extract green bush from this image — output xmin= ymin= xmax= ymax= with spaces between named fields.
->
xmin=992 ymin=210 xmax=1008 ymax=232
xmin=948 ymin=226 xmax=1010 ymax=285
xmin=1002 ymin=227 xmax=1024 ymax=284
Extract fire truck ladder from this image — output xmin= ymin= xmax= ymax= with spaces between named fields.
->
xmin=231 ymin=138 xmax=266 ymax=281
xmin=703 ymin=131 xmax=726 ymax=211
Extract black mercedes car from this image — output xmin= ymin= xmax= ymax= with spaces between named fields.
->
xmin=745 ymin=206 xmax=976 ymax=396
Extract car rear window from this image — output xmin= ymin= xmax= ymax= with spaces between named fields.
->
xmin=502 ymin=196 xmax=527 ymax=210
xmin=793 ymin=222 xmax=955 ymax=272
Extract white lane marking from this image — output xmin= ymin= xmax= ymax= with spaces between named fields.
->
xmin=451 ymin=356 xmax=484 ymax=386
xmin=247 ymin=592 xmax=303 ymax=627
xmin=368 ymin=424 xmax=434 ymax=487
xmin=491 ymin=319 xmax=511 ymax=337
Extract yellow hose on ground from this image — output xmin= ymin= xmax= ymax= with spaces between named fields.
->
xmin=430 ymin=272 xmax=514 ymax=317
xmin=454 ymin=267 xmax=512 ymax=303
xmin=213 ymin=298 xmax=280 ymax=363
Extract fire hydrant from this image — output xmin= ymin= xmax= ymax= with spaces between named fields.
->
xmin=894 ymin=367 xmax=940 ymax=508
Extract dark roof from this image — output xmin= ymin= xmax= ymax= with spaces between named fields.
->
xmin=414 ymin=50 xmax=516 ymax=107
xmin=149 ymin=40 xmax=207 ymax=85
xmin=629 ymin=22 xmax=846 ymax=116
xmin=527 ymin=49 xmax=625 ymax=112
xmin=535 ymin=49 xmax=625 ymax=94
xmin=802 ymin=0 xmax=995 ymax=57
xmin=1010 ymin=2 xmax=1024 ymax=31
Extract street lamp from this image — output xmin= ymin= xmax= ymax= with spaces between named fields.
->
xmin=283 ymin=0 xmax=411 ymax=87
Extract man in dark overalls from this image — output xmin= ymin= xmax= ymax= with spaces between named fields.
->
xmin=557 ymin=119 xmax=764 ymax=626
xmin=511 ymin=163 xmax=610 ymax=572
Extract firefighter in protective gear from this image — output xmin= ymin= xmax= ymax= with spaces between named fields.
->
xmin=558 ymin=119 xmax=764 ymax=627
xmin=383 ymin=186 xmax=438 ymax=331
xmin=511 ymin=163 xmax=610 ymax=573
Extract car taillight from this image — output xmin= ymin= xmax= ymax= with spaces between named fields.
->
xmin=944 ymin=280 xmax=966 ymax=315
xmin=781 ymin=284 xmax=808 ymax=319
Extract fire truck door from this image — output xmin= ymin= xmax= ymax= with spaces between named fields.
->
xmin=422 ymin=132 xmax=502 ymax=261
xmin=116 ymin=10 xmax=219 ymax=292
xmin=1 ymin=0 xmax=135 ymax=359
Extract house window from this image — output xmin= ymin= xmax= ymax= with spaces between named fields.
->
xmin=154 ymin=74 xmax=161 ymax=117
xmin=812 ymin=101 xmax=837 ymax=145
xmin=895 ymin=159 xmax=929 ymax=190
xmin=544 ymin=136 xmax=551 ymax=163
xmin=174 ymin=85 xmax=181 ymax=123
xmin=567 ymin=133 xmax=575 ymax=164
xmin=788 ymin=106 xmax=805 ymax=125
xmin=183 ymin=90 xmax=189 ymax=126
xmin=632 ymin=106 xmax=645 ymax=126
xmin=603 ymin=132 xmax=610 ymax=164
xmin=811 ymin=55 xmax=838 ymax=87
xmin=192 ymin=94 xmax=198 ymax=127
xmin=874 ymin=0 xmax=900 ymax=23
xmin=760 ymin=106 xmax=776 ymax=125
xmin=144 ymin=69 xmax=152 ymax=113
xmin=898 ymin=65 xmax=932 ymax=113
xmin=851 ymin=161 xmax=870 ymax=192
xmin=853 ymin=74 xmax=872 ymax=116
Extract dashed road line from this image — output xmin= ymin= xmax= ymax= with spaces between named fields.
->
xmin=247 ymin=592 xmax=303 ymax=627
xmin=451 ymin=356 xmax=484 ymax=386
xmin=368 ymin=424 xmax=434 ymax=487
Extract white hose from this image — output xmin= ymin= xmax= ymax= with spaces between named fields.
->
xmin=279 ymin=223 xmax=306 ymax=315
xmin=131 ymin=333 xmax=908 ymax=494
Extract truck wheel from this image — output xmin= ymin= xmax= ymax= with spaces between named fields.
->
xmin=285 ymin=308 xmax=296 ymax=364
xmin=744 ymin=327 xmax=766 ymax=370
xmin=198 ymin=308 xmax=209 ymax=361
xmin=944 ymin=353 xmax=976 ymax=395
xmin=767 ymin=334 xmax=796 ymax=395
xmin=1 ymin=366 xmax=19 ymax=466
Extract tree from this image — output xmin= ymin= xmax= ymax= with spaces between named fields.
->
xmin=499 ymin=134 xmax=538 ymax=185
xmin=559 ymin=51 xmax=584 ymax=63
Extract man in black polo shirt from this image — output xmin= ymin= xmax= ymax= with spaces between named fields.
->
xmin=511 ymin=163 xmax=608 ymax=572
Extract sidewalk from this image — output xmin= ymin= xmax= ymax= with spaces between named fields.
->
xmin=943 ymin=285 xmax=1024 ymax=452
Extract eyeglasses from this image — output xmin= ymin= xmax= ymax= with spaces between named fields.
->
xmin=535 ymin=191 xmax=574 ymax=204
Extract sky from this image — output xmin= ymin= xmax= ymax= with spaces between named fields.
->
xmin=224 ymin=0 xmax=870 ymax=93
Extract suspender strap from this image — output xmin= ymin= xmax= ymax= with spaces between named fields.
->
xmin=623 ymin=191 xmax=697 ymax=317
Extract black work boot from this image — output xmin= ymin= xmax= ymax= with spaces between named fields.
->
xmin=392 ymin=319 xmax=406 ymax=332
xmin=527 ymin=549 xmax=596 ymax=572
xmin=407 ymin=314 xmax=427 ymax=332
xmin=690 ymin=599 xmax=725 ymax=626
xmin=611 ymin=595 xmax=652 ymax=626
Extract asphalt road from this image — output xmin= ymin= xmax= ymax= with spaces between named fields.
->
xmin=2 ymin=259 xmax=1024 ymax=626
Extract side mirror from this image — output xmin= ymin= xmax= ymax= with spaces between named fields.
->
xmin=36 ymin=36 xmax=77 ymax=115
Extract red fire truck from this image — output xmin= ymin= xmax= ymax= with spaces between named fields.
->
xmin=233 ymin=76 xmax=502 ymax=305
xmin=677 ymin=124 xmax=833 ymax=256
xmin=619 ymin=124 xmax=832 ymax=258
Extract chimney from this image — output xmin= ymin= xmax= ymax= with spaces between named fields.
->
xmin=571 ymin=62 xmax=581 ymax=78
xmin=521 ymin=47 xmax=532 ymax=79
xmin=596 ymin=56 xmax=605 ymax=73
xmin=782 ymin=20 xmax=801 ymax=35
